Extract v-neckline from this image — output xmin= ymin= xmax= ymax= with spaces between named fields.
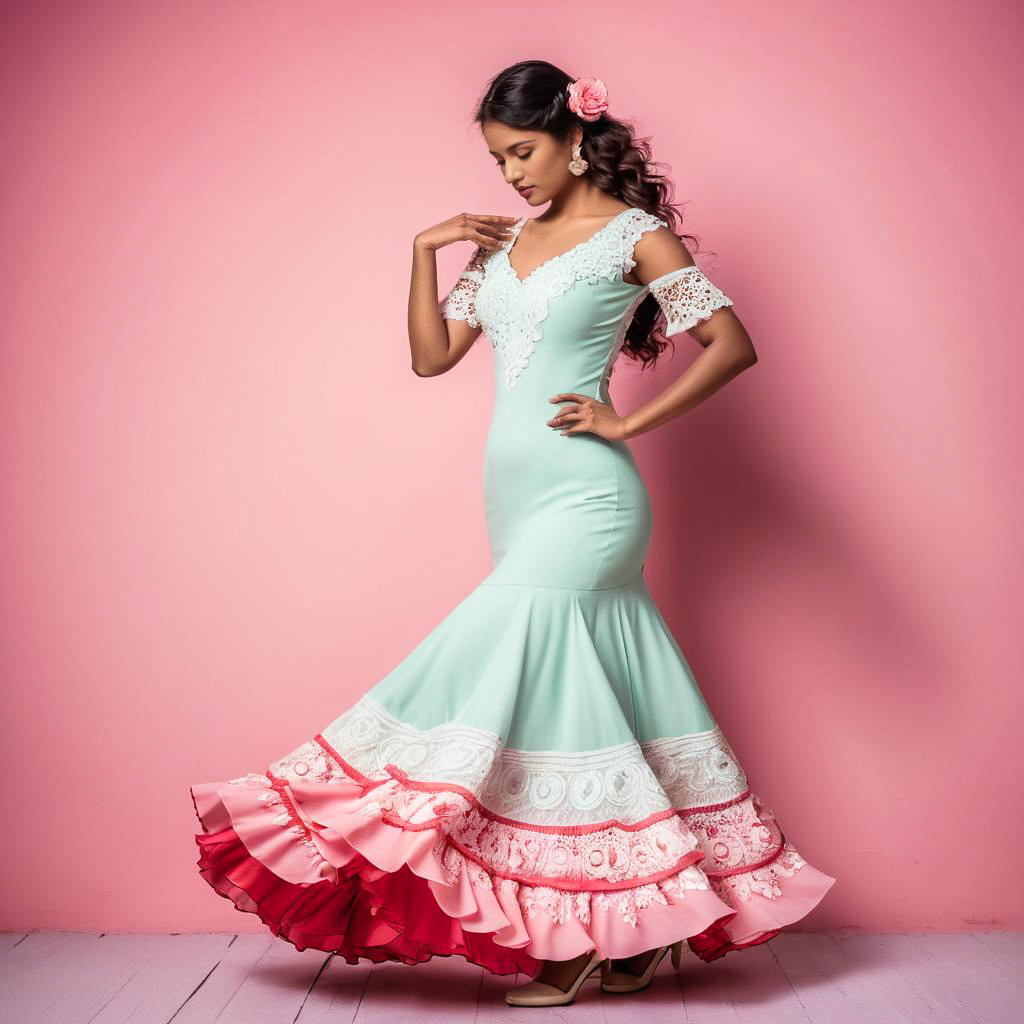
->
xmin=503 ymin=207 xmax=636 ymax=286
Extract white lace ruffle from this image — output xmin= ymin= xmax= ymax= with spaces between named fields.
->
xmin=439 ymin=244 xmax=489 ymax=329
xmin=310 ymin=693 xmax=750 ymax=828
xmin=648 ymin=265 xmax=733 ymax=336
xmin=622 ymin=214 xmax=668 ymax=274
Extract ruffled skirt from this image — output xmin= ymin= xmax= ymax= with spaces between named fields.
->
xmin=190 ymin=572 xmax=835 ymax=976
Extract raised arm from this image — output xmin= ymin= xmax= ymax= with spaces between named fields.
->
xmin=409 ymin=212 xmax=517 ymax=378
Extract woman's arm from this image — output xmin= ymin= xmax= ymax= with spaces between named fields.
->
xmin=547 ymin=226 xmax=757 ymax=442
xmin=621 ymin=227 xmax=757 ymax=439
xmin=618 ymin=230 xmax=757 ymax=438
xmin=408 ymin=213 xmax=517 ymax=377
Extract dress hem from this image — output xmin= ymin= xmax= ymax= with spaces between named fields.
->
xmin=190 ymin=759 xmax=837 ymax=975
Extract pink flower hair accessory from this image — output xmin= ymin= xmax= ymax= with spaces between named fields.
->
xmin=566 ymin=76 xmax=609 ymax=122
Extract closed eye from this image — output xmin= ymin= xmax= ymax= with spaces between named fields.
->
xmin=495 ymin=151 xmax=532 ymax=165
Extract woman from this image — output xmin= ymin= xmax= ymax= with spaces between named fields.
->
xmin=190 ymin=60 xmax=836 ymax=1009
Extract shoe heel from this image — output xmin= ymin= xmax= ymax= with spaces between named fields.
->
xmin=505 ymin=949 xmax=604 ymax=1007
xmin=671 ymin=939 xmax=684 ymax=971
xmin=600 ymin=945 xmax=670 ymax=994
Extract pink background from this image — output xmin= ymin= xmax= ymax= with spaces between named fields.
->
xmin=1 ymin=0 xmax=1021 ymax=935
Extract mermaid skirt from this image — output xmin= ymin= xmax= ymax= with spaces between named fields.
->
xmin=190 ymin=432 xmax=836 ymax=975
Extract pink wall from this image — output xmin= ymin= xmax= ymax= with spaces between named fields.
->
xmin=1 ymin=0 xmax=1020 ymax=935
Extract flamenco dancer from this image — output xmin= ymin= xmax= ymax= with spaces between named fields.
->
xmin=190 ymin=59 xmax=836 ymax=1008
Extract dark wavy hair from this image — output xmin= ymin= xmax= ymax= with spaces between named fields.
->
xmin=473 ymin=59 xmax=710 ymax=375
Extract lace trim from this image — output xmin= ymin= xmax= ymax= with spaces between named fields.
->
xmin=439 ymin=244 xmax=491 ymax=329
xmin=361 ymin=778 xmax=706 ymax=889
xmin=707 ymin=837 xmax=808 ymax=903
xmin=496 ymin=863 xmax=712 ymax=928
xmin=622 ymin=214 xmax=669 ymax=274
xmin=648 ymin=265 xmax=733 ymax=336
xmin=222 ymin=695 xmax=812 ymax=927
xmin=474 ymin=208 xmax=667 ymax=390
xmin=313 ymin=694 xmax=749 ymax=827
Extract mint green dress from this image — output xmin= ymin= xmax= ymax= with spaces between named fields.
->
xmin=189 ymin=207 xmax=835 ymax=977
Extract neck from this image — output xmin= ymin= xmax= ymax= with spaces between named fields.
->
xmin=541 ymin=183 xmax=622 ymax=223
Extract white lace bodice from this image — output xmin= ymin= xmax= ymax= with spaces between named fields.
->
xmin=440 ymin=207 xmax=734 ymax=390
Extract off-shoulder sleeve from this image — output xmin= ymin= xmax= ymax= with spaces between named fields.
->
xmin=647 ymin=265 xmax=733 ymax=336
xmin=439 ymin=245 xmax=489 ymax=329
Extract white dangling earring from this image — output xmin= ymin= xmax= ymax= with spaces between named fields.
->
xmin=568 ymin=140 xmax=588 ymax=176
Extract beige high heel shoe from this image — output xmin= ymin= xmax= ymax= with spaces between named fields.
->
xmin=599 ymin=939 xmax=686 ymax=993
xmin=504 ymin=948 xmax=606 ymax=1007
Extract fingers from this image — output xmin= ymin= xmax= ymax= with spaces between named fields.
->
xmin=478 ymin=221 xmax=516 ymax=238
xmin=474 ymin=215 xmax=520 ymax=241
xmin=473 ymin=218 xmax=517 ymax=250
xmin=548 ymin=412 xmax=587 ymax=435
xmin=546 ymin=405 xmax=580 ymax=423
xmin=549 ymin=410 xmax=583 ymax=422
xmin=547 ymin=392 xmax=607 ymax=435
xmin=474 ymin=229 xmax=509 ymax=250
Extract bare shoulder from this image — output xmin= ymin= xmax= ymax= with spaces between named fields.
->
xmin=628 ymin=224 xmax=696 ymax=286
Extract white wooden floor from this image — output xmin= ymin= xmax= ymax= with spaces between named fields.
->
xmin=0 ymin=931 xmax=1021 ymax=1023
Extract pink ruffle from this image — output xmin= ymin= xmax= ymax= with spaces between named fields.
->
xmin=191 ymin=759 xmax=836 ymax=974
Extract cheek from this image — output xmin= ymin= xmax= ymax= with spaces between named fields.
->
xmin=537 ymin=150 xmax=568 ymax=181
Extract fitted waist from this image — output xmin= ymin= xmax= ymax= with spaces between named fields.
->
xmin=485 ymin=413 xmax=635 ymax=484
xmin=482 ymin=418 xmax=651 ymax=590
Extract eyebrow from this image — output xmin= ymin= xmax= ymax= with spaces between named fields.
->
xmin=487 ymin=139 xmax=536 ymax=156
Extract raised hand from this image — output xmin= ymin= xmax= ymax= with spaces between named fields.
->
xmin=415 ymin=212 xmax=519 ymax=253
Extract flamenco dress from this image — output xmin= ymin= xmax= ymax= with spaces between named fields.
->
xmin=190 ymin=207 xmax=836 ymax=976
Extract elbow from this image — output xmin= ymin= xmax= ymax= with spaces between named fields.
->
xmin=724 ymin=346 xmax=757 ymax=373
xmin=411 ymin=358 xmax=447 ymax=378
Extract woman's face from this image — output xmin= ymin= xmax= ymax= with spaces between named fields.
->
xmin=482 ymin=120 xmax=581 ymax=207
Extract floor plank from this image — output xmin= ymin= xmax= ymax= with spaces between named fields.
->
xmin=905 ymin=932 xmax=1024 ymax=1023
xmin=971 ymin=931 xmax=1024 ymax=978
xmin=0 ymin=931 xmax=1020 ymax=1023
xmin=822 ymin=933 xmax=974 ymax=1023
xmin=0 ymin=932 xmax=29 ymax=956
xmin=85 ymin=934 xmax=235 ymax=1024
xmin=177 ymin=936 xmax=332 ymax=1024
xmin=0 ymin=932 xmax=165 ymax=1023
xmin=772 ymin=931 xmax=929 ymax=1024
xmin=170 ymin=934 xmax=297 ymax=1023
xmin=352 ymin=956 xmax=484 ymax=1023
xmin=292 ymin=953 xmax=372 ymax=1024
xmin=679 ymin=941 xmax=810 ymax=1023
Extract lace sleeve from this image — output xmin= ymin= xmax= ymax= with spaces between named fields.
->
xmin=648 ymin=266 xmax=733 ymax=336
xmin=439 ymin=245 xmax=489 ymax=329
xmin=621 ymin=209 xmax=669 ymax=275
